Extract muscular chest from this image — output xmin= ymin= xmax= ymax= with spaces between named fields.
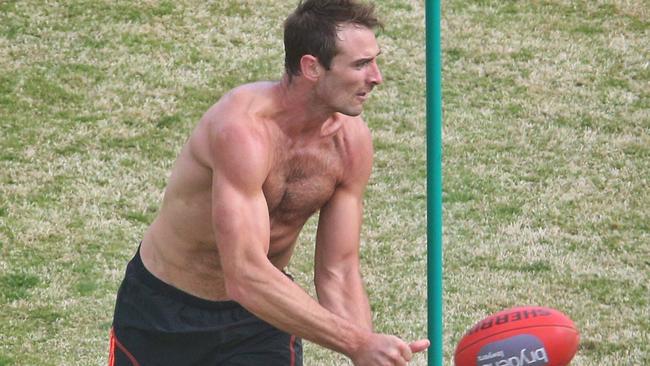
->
xmin=263 ymin=140 xmax=344 ymax=223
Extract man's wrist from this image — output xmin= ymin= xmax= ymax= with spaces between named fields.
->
xmin=339 ymin=322 xmax=371 ymax=359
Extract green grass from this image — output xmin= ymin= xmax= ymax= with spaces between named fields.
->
xmin=1 ymin=0 xmax=648 ymax=365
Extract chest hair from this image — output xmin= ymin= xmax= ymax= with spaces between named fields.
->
xmin=264 ymin=139 xmax=344 ymax=223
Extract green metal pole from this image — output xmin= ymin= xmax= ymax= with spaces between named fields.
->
xmin=426 ymin=0 xmax=443 ymax=365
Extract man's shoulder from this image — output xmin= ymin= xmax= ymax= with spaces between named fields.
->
xmin=331 ymin=114 xmax=373 ymax=184
xmin=214 ymin=80 xmax=273 ymax=107
xmin=337 ymin=113 xmax=372 ymax=146
xmin=225 ymin=81 xmax=276 ymax=104
xmin=201 ymin=81 xmax=276 ymax=130
xmin=199 ymin=90 xmax=273 ymax=181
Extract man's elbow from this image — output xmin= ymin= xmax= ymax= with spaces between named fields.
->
xmin=223 ymin=266 xmax=268 ymax=307
xmin=223 ymin=270 xmax=250 ymax=304
xmin=220 ymin=252 xmax=268 ymax=304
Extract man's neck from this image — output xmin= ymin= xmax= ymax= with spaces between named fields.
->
xmin=270 ymin=75 xmax=343 ymax=140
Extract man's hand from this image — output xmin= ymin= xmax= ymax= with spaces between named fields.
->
xmin=350 ymin=333 xmax=430 ymax=366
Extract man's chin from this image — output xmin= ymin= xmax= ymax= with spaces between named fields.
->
xmin=337 ymin=106 xmax=364 ymax=117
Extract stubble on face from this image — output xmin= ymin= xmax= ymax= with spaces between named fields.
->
xmin=317 ymin=24 xmax=382 ymax=117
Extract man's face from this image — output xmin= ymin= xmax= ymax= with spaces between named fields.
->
xmin=316 ymin=23 xmax=383 ymax=117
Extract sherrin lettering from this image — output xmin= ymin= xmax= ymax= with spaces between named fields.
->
xmin=469 ymin=308 xmax=552 ymax=335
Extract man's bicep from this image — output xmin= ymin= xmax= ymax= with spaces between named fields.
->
xmin=316 ymin=125 xmax=373 ymax=267
xmin=315 ymin=187 xmax=364 ymax=272
xmin=210 ymin=126 xmax=271 ymax=272
xmin=211 ymin=178 xmax=269 ymax=244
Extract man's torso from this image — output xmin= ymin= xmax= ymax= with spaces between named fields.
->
xmin=140 ymin=82 xmax=366 ymax=300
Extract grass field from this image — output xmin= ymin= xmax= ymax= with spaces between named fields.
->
xmin=1 ymin=0 xmax=648 ymax=365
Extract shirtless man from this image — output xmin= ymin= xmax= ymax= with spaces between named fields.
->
xmin=109 ymin=1 xmax=429 ymax=365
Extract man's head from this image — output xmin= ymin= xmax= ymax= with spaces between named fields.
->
xmin=283 ymin=0 xmax=382 ymax=79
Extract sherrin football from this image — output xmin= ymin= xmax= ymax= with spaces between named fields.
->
xmin=454 ymin=306 xmax=579 ymax=366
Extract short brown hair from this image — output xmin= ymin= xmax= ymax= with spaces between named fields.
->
xmin=283 ymin=0 xmax=382 ymax=78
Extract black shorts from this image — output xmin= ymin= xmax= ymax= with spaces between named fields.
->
xmin=109 ymin=247 xmax=303 ymax=366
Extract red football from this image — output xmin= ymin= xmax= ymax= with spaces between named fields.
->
xmin=454 ymin=306 xmax=579 ymax=366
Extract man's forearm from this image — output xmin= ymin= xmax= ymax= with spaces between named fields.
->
xmin=227 ymin=261 xmax=369 ymax=357
xmin=315 ymin=270 xmax=373 ymax=331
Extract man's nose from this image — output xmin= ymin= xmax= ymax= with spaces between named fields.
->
xmin=369 ymin=60 xmax=383 ymax=85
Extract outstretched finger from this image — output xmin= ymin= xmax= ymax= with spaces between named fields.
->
xmin=409 ymin=339 xmax=431 ymax=354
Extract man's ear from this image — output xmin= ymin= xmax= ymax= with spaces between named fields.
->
xmin=299 ymin=55 xmax=321 ymax=81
